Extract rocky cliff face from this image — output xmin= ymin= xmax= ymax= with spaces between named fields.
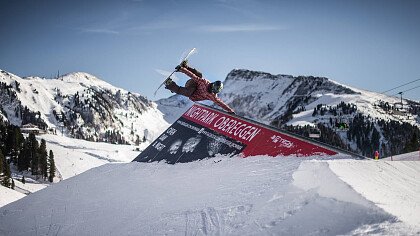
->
xmin=220 ymin=69 xmax=359 ymax=124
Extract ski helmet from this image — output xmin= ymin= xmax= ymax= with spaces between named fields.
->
xmin=211 ymin=81 xmax=223 ymax=94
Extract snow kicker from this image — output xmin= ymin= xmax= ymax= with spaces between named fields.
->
xmin=133 ymin=103 xmax=337 ymax=164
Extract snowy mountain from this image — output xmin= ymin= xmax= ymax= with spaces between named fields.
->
xmin=158 ymin=69 xmax=420 ymax=157
xmin=0 ymin=69 xmax=169 ymax=144
xmin=220 ymin=69 xmax=418 ymax=126
xmin=156 ymin=94 xmax=194 ymax=124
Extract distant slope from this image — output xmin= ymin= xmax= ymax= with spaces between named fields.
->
xmin=39 ymin=134 xmax=142 ymax=179
xmin=219 ymin=69 xmax=416 ymax=126
xmin=220 ymin=69 xmax=359 ymax=124
xmin=383 ymin=150 xmax=420 ymax=161
xmin=0 ymin=69 xmax=169 ymax=144
xmin=155 ymin=94 xmax=193 ymax=123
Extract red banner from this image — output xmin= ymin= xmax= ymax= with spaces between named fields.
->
xmin=182 ymin=104 xmax=337 ymax=157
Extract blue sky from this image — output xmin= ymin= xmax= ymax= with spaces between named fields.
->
xmin=1 ymin=0 xmax=420 ymax=101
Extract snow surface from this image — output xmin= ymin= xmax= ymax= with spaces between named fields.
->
xmin=39 ymin=134 xmax=143 ymax=179
xmin=12 ymin=178 xmax=48 ymax=194
xmin=0 ymin=133 xmax=145 ymax=208
xmin=0 ymin=154 xmax=419 ymax=235
xmin=328 ymin=159 xmax=420 ymax=229
xmin=0 ymin=185 xmax=25 ymax=208
xmin=384 ymin=150 xmax=420 ymax=161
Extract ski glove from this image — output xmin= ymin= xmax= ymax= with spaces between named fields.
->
xmin=164 ymin=78 xmax=173 ymax=86
xmin=180 ymin=60 xmax=188 ymax=68
xmin=165 ymin=80 xmax=179 ymax=93
xmin=175 ymin=60 xmax=188 ymax=71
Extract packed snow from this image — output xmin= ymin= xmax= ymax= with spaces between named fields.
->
xmin=328 ymin=159 xmax=420 ymax=229
xmin=39 ymin=134 xmax=143 ymax=179
xmin=0 ymin=153 xmax=419 ymax=235
xmin=0 ymin=185 xmax=25 ymax=208
xmin=384 ymin=150 xmax=420 ymax=161
xmin=0 ymin=133 xmax=143 ymax=208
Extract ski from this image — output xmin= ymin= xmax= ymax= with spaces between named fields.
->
xmin=153 ymin=48 xmax=197 ymax=96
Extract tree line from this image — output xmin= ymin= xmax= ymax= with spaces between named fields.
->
xmin=0 ymin=120 xmax=55 ymax=189
xmin=284 ymin=102 xmax=420 ymax=158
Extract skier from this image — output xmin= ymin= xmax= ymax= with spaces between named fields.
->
xmin=374 ymin=150 xmax=379 ymax=160
xmin=165 ymin=61 xmax=235 ymax=114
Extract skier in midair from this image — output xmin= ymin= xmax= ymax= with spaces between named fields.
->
xmin=165 ymin=61 xmax=235 ymax=114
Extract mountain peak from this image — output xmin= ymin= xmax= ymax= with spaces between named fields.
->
xmin=227 ymin=69 xmax=289 ymax=81
xmin=60 ymin=72 xmax=101 ymax=82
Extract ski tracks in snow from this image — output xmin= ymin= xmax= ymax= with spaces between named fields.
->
xmin=182 ymin=204 xmax=253 ymax=235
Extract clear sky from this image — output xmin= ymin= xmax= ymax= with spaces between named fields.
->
xmin=1 ymin=0 xmax=420 ymax=101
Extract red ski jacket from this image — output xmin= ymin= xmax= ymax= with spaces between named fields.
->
xmin=180 ymin=67 xmax=234 ymax=113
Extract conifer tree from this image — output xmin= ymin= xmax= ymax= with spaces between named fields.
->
xmin=1 ymin=152 xmax=11 ymax=188
xmin=48 ymin=150 xmax=55 ymax=183
xmin=17 ymin=139 xmax=30 ymax=171
xmin=4 ymin=156 xmax=11 ymax=187
xmin=5 ymin=126 xmax=23 ymax=163
xmin=39 ymin=139 xmax=48 ymax=180
xmin=404 ymin=132 xmax=419 ymax=153
xmin=28 ymin=133 xmax=39 ymax=176
xmin=0 ymin=151 xmax=3 ymax=176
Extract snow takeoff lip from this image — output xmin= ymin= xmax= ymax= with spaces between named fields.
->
xmin=133 ymin=103 xmax=337 ymax=164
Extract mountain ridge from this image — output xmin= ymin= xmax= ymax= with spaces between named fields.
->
xmin=0 ymin=69 xmax=168 ymax=145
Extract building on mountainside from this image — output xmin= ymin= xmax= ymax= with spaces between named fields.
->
xmin=20 ymin=123 xmax=46 ymax=135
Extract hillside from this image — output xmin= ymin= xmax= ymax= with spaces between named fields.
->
xmin=0 ymin=69 xmax=169 ymax=145
xmin=158 ymin=69 xmax=420 ymax=157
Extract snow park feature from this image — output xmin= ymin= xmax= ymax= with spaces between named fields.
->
xmin=133 ymin=103 xmax=338 ymax=164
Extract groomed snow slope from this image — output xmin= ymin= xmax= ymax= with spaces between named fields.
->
xmin=0 ymin=155 xmax=419 ymax=235
xmin=0 ymin=186 xmax=25 ymax=208
xmin=328 ymin=160 xmax=420 ymax=229
xmin=39 ymin=134 xmax=143 ymax=179
xmin=384 ymin=150 xmax=420 ymax=161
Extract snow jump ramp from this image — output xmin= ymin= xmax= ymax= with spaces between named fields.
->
xmin=133 ymin=103 xmax=338 ymax=164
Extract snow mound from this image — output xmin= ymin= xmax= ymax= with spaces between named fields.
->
xmin=328 ymin=159 xmax=420 ymax=228
xmin=0 ymin=155 xmax=418 ymax=235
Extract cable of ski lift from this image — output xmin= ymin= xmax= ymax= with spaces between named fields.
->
xmin=381 ymin=78 xmax=420 ymax=94
xmin=392 ymin=84 xmax=420 ymax=96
